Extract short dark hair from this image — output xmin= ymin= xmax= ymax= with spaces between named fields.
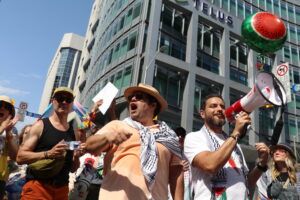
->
xmin=175 ymin=127 xmax=186 ymax=138
xmin=200 ymin=93 xmax=224 ymax=110
xmin=145 ymin=94 xmax=161 ymax=117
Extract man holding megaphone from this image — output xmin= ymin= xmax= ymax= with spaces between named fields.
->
xmin=184 ymin=94 xmax=269 ymax=200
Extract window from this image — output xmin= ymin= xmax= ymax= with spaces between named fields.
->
xmin=212 ymin=32 xmax=220 ymax=58
xmin=283 ymin=46 xmax=290 ymax=60
xmin=289 ymin=25 xmax=297 ymax=43
xmin=174 ymin=11 xmax=184 ymax=34
xmin=133 ymin=2 xmax=141 ymax=19
xmin=119 ymin=16 xmax=125 ymax=31
xmin=280 ymin=2 xmax=287 ymax=20
xmin=295 ymin=70 xmax=300 ymax=84
xmin=112 ymin=43 xmax=120 ymax=62
xmin=245 ymin=2 xmax=252 ymax=17
xmin=288 ymin=4 xmax=295 ymax=22
xmin=124 ymin=8 xmax=133 ymax=26
xmin=159 ymin=33 xmax=185 ymax=61
xmin=128 ymin=31 xmax=138 ymax=51
xmin=222 ymin=0 xmax=229 ymax=12
xmin=197 ymin=23 xmax=221 ymax=73
xmin=153 ymin=67 xmax=186 ymax=108
xmin=194 ymin=78 xmax=223 ymax=113
xmin=120 ymin=38 xmax=128 ymax=56
xmin=230 ymin=66 xmax=248 ymax=85
xmin=296 ymin=7 xmax=300 ymax=24
xmin=107 ymin=49 xmax=113 ymax=65
xmin=273 ymin=0 xmax=280 ymax=15
xmin=230 ymin=0 xmax=236 ymax=16
xmin=161 ymin=5 xmax=173 ymax=27
xmin=291 ymin=47 xmax=298 ymax=65
xmin=160 ymin=4 xmax=189 ymax=37
xmin=238 ymin=1 xmax=244 ymax=18
xmin=114 ymin=71 xmax=122 ymax=89
xmin=259 ymin=0 xmax=265 ymax=10
xmin=230 ymin=37 xmax=248 ymax=76
xmin=122 ymin=66 xmax=132 ymax=87
xmin=266 ymin=0 xmax=272 ymax=12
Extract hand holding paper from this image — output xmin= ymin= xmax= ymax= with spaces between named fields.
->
xmin=92 ymin=82 xmax=119 ymax=114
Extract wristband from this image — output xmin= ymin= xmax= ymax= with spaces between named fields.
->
xmin=89 ymin=111 xmax=97 ymax=121
xmin=256 ymin=162 xmax=268 ymax=172
xmin=44 ymin=151 xmax=49 ymax=159
xmin=229 ymin=135 xmax=239 ymax=141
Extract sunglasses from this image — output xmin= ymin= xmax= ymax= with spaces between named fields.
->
xmin=128 ymin=93 xmax=149 ymax=101
xmin=54 ymin=95 xmax=73 ymax=104
xmin=0 ymin=101 xmax=14 ymax=113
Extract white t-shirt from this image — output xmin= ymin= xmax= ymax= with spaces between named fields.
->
xmin=184 ymin=126 xmax=249 ymax=200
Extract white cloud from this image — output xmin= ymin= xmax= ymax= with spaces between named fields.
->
xmin=18 ymin=73 xmax=42 ymax=79
xmin=0 ymin=80 xmax=11 ymax=85
xmin=0 ymin=85 xmax=30 ymax=96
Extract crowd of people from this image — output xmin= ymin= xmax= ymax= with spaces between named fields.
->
xmin=0 ymin=84 xmax=299 ymax=200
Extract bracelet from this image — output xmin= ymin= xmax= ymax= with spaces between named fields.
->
xmin=44 ymin=151 xmax=49 ymax=159
xmin=89 ymin=111 xmax=97 ymax=121
xmin=256 ymin=163 xmax=268 ymax=172
xmin=229 ymin=135 xmax=239 ymax=141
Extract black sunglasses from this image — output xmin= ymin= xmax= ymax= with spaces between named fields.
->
xmin=0 ymin=101 xmax=12 ymax=110
xmin=54 ymin=95 xmax=73 ymax=104
xmin=128 ymin=93 xmax=149 ymax=101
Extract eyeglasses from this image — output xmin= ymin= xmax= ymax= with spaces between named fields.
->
xmin=128 ymin=93 xmax=149 ymax=101
xmin=54 ymin=95 xmax=73 ymax=104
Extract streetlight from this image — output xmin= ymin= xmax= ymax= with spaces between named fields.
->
xmin=143 ymin=45 xmax=168 ymax=83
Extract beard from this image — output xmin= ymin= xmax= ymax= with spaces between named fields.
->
xmin=206 ymin=116 xmax=226 ymax=128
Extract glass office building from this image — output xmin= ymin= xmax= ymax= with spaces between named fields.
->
xmin=76 ymin=0 xmax=300 ymax=162
xmin=39 ymin=33 xmax=84 ymax=113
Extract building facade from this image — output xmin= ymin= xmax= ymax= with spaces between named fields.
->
xmin=75 ymin=0 xmax=300 ymax=162
xmin=39 ymin=33 xmax=84 ymax=113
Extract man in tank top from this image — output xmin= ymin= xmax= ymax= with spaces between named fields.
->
xmin=17 ymin=87 xmax=82 ymax=200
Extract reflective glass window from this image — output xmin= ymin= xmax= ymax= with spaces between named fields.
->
xmin=222 ymin=0 xmax=229 ymax=12
xmin=266 ymin=0 xmax=272 ymax=12
xmin=238 ymin=1 xmax=244 ymax=18
xmin=161 ymin=5 xmax=172 ymax=27
xmin=288 ymin=4 xmax=295 ymax=23
xmin=273 ymin=0 xmax=280 ymax=15
xmin=284 ymin=46 xmax=290 ymax=60
xmin=114 ymin=71 xmax=122 ymax=89
xmin=230 ymin=0 xmax=236 ymax=16
xmin=245 ymin=2 xmax=252 ymax=17
xmin=124 ymin=8 xmax=133 ymax=26
xmin=259 ymin=0 xmax=265 ymax=10
xmin=296 ymin=7 xmax=300 ymax=24
xmin=252 ymin=0 xmax=258 ymax=7
xmin=128 ymin=31 xmax=138 ymax=51
xmin=291 ymin=47 xmax=298 ymax=65
xmin=289 ymin=25 xmax=297 ymax=43
xmin=133 ymin=2 xmax=142 ymax=19
xmin=280 ymin=2 xmax=287 ymax=20
xmin=122 ymin=66 xmax=132 ymax=87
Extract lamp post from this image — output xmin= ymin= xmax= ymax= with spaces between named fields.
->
xmin=143 ymin=45 xmax=168 ymax=83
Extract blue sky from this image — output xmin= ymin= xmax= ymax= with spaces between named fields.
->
xmin=0 ymin=0 xmax=93 ymax=130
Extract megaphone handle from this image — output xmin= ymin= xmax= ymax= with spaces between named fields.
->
xmin=239 ymin=123 xmax=251 ymax=139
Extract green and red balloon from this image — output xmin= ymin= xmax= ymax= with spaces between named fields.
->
xmin=241 ymin=12 xmax=287 ymax=54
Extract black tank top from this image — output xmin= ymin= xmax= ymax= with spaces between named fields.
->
xmin=26 ymin=118 xmax=76 ymax=185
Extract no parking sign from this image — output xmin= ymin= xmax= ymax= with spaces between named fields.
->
xmin=272 ymin=62 xmax=291 ymax=103
xmin=17 ymin=102 xmax=28 ymax=122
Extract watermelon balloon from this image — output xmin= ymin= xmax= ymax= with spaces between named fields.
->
xmin=241 ymin=12 xmax=287 ymax=54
